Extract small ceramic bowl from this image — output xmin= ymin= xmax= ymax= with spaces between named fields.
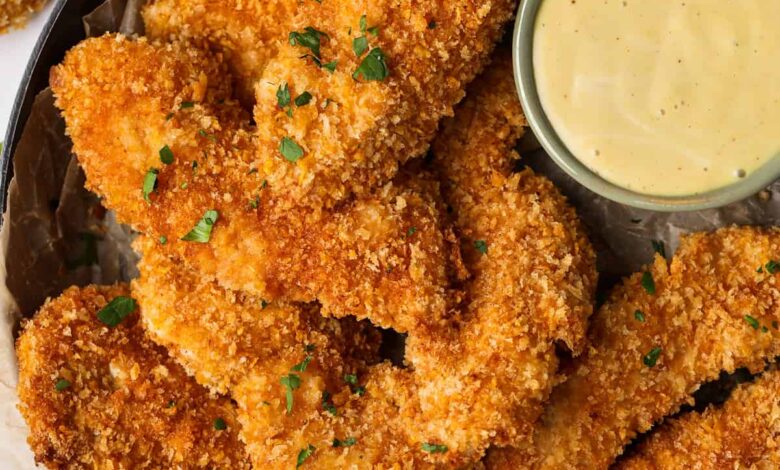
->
xmin=512 ymin=0 xmax=780 ymax=212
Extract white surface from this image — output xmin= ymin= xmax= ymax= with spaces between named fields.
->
xmin=0 ymin=2 xmax=57 ymax=142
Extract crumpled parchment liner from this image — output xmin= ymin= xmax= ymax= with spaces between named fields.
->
xmin=2 ymin=0 xmax=780 ymax=467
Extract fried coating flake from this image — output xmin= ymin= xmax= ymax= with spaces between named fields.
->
xmin=50 ymin=35 xmax=456 ymax=334
xmin=619 ymin=369 xmax=780 ymax=470
xmin=131 ymin=52 xmax=597 ymax=468
xmin=145 ymin=0 xmax=516 ymax=208
xmin=16 ymin=284 xmax=249 ymax=469
xmin=488 ymin=226 xmax=780 ymax=470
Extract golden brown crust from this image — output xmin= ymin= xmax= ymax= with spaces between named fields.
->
xmin=15 ymin=284 xmax=250 ymax=469
xmin=0 ymin=0 xmax=47 ymax=34
xmin=131 ymin=52 xmax=597 ymax=468
xmin=146 ymin=0 xmax=516 ymax=208
xmin=50 ymin=35 xmax=456 ymax=335
xmin=487 ymin=226 xmax=780 ymax=470
xmin=619 ymin=369 xmax=780 ymax=470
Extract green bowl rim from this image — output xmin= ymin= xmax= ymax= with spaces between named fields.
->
xmin=512 ymin=0 xmax=780 ymax=212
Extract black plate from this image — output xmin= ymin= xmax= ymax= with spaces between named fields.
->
xmin=0 ymin=0 xmax=103 ymax=219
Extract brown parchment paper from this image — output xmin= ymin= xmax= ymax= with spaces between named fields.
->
xmin=1 ymin=0 xmax=779 ymax=466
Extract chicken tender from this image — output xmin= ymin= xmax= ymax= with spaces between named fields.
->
xmin=131 ymin=52 xmax=597 ymax=468
xmin=487 ymin=226 xmax=780 ymax=469
xmin=142 ymin=0 xmax=295 ymax=104
xmin=619 ymin=369 xmax=780 ymax=470
xmin=145 ymin=0 xmax=516 ymax=208
xmin=0 ymin=0 xmax=47 ymax=34
xmin=15 ymin=284 xmax=249 ymax=469
xmin=50 ymin=35 xmax=457 ymax=334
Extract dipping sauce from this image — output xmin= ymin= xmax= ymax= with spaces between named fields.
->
xmin=534 ymin=0 xmax=780 ymax=196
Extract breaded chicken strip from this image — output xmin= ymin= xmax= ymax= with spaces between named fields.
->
xmin=16 ymin=284 xmax=249 ymax=469
xmin=145 ymin=0 xmax=516 ymax=208
xmin=50 ymin=35 xmax=456 ymax=334
xmin=619 ymin=369 xmax=780 ymax=470
xmin=132 ymin=52 xmax=596 ymax=468
xmin=143 ymin=0 xmax=295 ymax=104
xmin=0 ymin=0 xmax=47 ymax=34
xmin=487 ymin=226 xmax=780 ymax=470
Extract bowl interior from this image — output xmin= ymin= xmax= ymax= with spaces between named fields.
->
xmin=512 ymin=0 xmax=780 ymax=212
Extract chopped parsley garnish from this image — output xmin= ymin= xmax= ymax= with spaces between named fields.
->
xmin=474 ymin=240 xmax=488 ymax=255
xmin=344 ymin=374 xmax=357 ymax=385
xmin=291 ymin=355 xmax=313 ymax=372
xmin=353 ymin=36 xmax=368 ymax=56
xmin=641 ymin=271 xmax=656 ymax=294
xmin=276 ymin=83 xmax=291 ymax=108
xmin=762 ymin=325 xmax=769 ymax=333
xmin=321 ymin=390 xmax=337 ymax=415
xmin=422 ymin=443 xmax=448 ymax=453
xmin=296 ymin=444 xmax=316 ymax=468
xmin=213 ymin=417 xmax=227 ymax=430
xmin=280 ymin=373 xmax=302 ymax=414
xmin=651 ymin=240 xmax=665 ymax=257
xmin=142 ymin=168 xmax=159 ymax=202
xmin=744 ymin=315 xmax=760 ymax=330
xmin=261 ymin=299 xmax=269 ymax=309
xmin=634 ymin=310 xmax=645 ymax=322
xmin=295 ymin=91 xmax=313 ymax=107
xmin=280 ymin=137 xmax=304 ymax=162
xmin=353 ymin=47 xmax=389 ymax=81
xmin=333 ymin=437 xmax=356 ymax=447
xmin=198 ymin=129 xmax=216 ymax=141
xmin=289 ymin=27 xmax=327 ymax=60
xmin=97 ymin=296 xmax=137 ymax=328
xmin=55 ymin=378 xmax=71 ymax=392
xmin=159 ymin=235 xmax=167 ymax=245
xmin=407 ymin=227 xmax=417 ymax=237
xmin=166 ymin=400 xmax=176 ymax=408
xmin=180 ymin=101 xmax=195 ymax=109
xmin=359 ymin=14 xmax=367 ymax=32
xmin=159 ymin=145 xmax=174 ymax=165
xmin=181 ymin=210 xmax=219 ymax=243
xmin=323 ymin=61 xmax=338 ymax=73
xmin=353 ymin=385 xmax=366 ymax=396
xmin=249 ymin=196 xmax=260 ymax=209
xmin=765 ymin=260 xmax=780 ymax=274
xmin=343 ymin=374 xmax=365 ymax=395
xmin=643 ymin=347 xmax=662 ymax=367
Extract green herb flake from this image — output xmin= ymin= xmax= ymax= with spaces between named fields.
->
xmin=333 ymin=437 xmax=356 ymax=447
xmin=474 ymin=240 xmax=488 ymax=255
xmin=55 ymin=378 xmax=71 ymax=392
xmin=249 ymin=196 xmax=260 ymax=209
xmin=305 ymin=344 xmax=315 ymax=352
xmin=181 ymin=210 xmax=219 ymax=243
xmin=261 ymin=300 xmax=269 ymax=309
xmin=353 ymin=47 xmax=389 ymax=81
xmin=641 ymin=271 xmax=656 ymax=295
xmin=634 ymin=310 xmax=645 ymax=322
xmin=762 ymin=325 xmax=769 ymax=333
xmin=745 ymin=315 xmax=760 ymax=330
xmin=159 ymin=236 xmax=167 ymax=245
xmin=353 ymin=36 xmax=368 ymax=57
xmin=321 ymin=390 xmax=337 ymax=416
xmin=166 ymin=400 xmax=176 ymax=408
xmin=180 ymin=101 xmax=195 ymax=109
xmin=159 ymin=145 xmax=174 ymax=165
xmin=765 ymin=260 xmax=780 ymax=274
xmin=165 ymin=112 xmax=174 ymax=121
xmin=289 ymin=27 xmax=327 ymax=59
xmin=291 ymin=356 xmax=313 ymax=372
xmin=651 ymin=240 xmax=665 ymax=258
xmin=367 ymin=26 xmax=379 ymax=36
xmin=295 ymin=91 xmax=313 ymax=107
xmin=422 ymin=443 xmax=448 ymax=454
xmin=643 ymin=347 xmax=662 ymax=367
xmin=97 ymin=296 xmax=137 ymax=328
xmin=323 ymin=60 xmax=338 ymax=73
xmin=296 ymin=444 xmax=316 ymax=468
xmin=344 ymin=374 xmax=358 ymax=385
xmin=280 ymin=137 xmax=304 ymax=162
xmin=213 ymin=417 xmax=227 ymax=430
xmin=406 ymin=227 xmax=417 ymax=237
xmin=198 ymin=129 xmax=216 ymax=141
xmin=359 ymin=14 xmax=367 ymax=33
xmin=142 ymin=168 xmax=159 ymax=202
xmin=277 ymin=82 xmax=291 ymax=108
xmin=353 ymin=385 xmax=366 ymax=396
xmin=280 ymin=373 xmax=302 ymax=415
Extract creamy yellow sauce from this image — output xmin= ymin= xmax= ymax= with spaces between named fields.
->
xmin=534 ymin=0 xmax=780 ymax=196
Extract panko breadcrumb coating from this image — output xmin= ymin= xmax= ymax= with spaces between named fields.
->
xmin=15 ymin=284 xmax=249 ymax=469
xmin=487 ymin=226 xmax=780 ymax=470
xmin=50 ymin=35 xmax=458 ymax=335
xmin=143 ymin=0 xmax=295 ymax=104
xmin=131 ymin=52 xmax=596 ymax=468
xmin=0 ymin=0 xmax=47 ymax=34
xmin=145 ymin=0 xmax=516 ymax=208
xmin=619 ymin=369 xmax=780 ymax=470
